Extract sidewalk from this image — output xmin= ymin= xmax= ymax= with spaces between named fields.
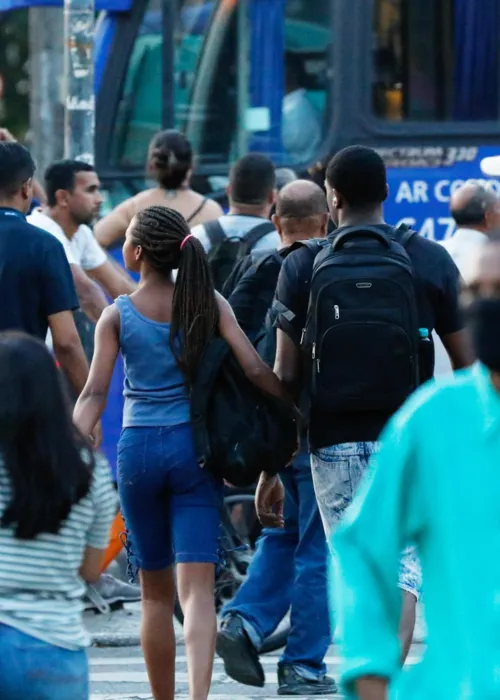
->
xmin=85 ymin=602 xmax=185 ymax=648
xmin=85 ymin=602 xmax=426 ymax=648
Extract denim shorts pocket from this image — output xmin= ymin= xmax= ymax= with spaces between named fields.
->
xmin=311 ymin=456 xmax=354 ymax=535
xmin=117 ymin=428 xmax=149 ymax=486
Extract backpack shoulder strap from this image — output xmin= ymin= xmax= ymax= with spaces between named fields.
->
xmin=253 ymin=248 xmax=283 ymax=272
xmin=394 ymin=223 xmax=418 ymax=249
xmin=204 ymin=219 xmax=226 ymax=248
xmin=286 ymin=238 xmax=326 ymax=257
xmin=241 ymin=221 xmax=276 ymax=252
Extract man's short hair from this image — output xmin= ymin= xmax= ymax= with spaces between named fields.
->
xmin=451 ymin=185 xmax=498 ymax=226
xmin=230 ymin=154 xmax=276 ymax=206
xmin=326 ymin=145 xmax=387 ymax=208
xmin=276 ymin=181 xmax=327 ymax=219
xmin=0 ymin=142 xmax=35 ymax=199
xmin=45 ymin=160 xmax=95 ymax=207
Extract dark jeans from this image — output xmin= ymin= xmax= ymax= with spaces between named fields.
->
xmin=222 ymin=449 xmax=331 ymax=679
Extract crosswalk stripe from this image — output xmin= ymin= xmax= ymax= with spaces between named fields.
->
xmin=91 ymin=671 xmax=227 ymax=683
xmin=90 ymin=654 xmax=422 ymax=667
xmin=90 ymin=696 xmax=340 ymax=700
xmin=89 ymin=649 xmax=422 ymax=698
xmin=90 ymin=696 xmax=153 ymax=700
xmin=90 ymin=661 xmax=421 ymax=684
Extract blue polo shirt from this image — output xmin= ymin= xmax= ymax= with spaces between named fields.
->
xmin=334 ymin=363 xmax=500 ymax=699
xmin=0 ymin=208 xmax=78 ymax=340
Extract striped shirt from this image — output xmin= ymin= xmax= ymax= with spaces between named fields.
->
xmin=0 ymin=452 xmax=116 ymax=650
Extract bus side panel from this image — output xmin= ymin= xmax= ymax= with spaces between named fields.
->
xmin=384 ymin=146 xmax=500 ymax=240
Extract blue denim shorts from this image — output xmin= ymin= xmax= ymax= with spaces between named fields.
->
xmin=0 ymin=624 xmax=88 ymax=700
xmin=117 ymin=423 xmax=223 ymax=574
xmin=310 ymin=441 xmax=422 ymax=600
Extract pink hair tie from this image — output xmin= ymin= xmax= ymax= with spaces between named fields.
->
xmin=180 ymin=233 xmax=194 ymax=250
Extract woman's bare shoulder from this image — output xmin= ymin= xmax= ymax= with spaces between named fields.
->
xmin=200 ymin=197 xmax=224 ymax=221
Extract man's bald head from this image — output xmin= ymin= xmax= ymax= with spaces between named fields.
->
xmin=450 ymin=182 xmax=500 ymax=232
xmin=273 ymin=180 xmax=328 ymax=242
xmin=276 ymin=180 xmax=327 ymax=218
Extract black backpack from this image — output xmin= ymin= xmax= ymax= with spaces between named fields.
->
xmin=301 ymin=225 xmax=420 ymax=414
xmin=226 ymin=249 xmax=284 ymax=338
xmin=190 ymin=338 xmax=298 ymax=487
xmin=205 ymin=219 xmax=276 ymax=292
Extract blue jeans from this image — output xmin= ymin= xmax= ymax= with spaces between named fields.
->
xmin=0 ymin=624 xmax=88 ymax=700
xmin=118 ymin=424 xmax=223 ymax=575
xmin=222 ymin=449 xmax=331 ymax=679
xmin=311 ymin=441 xmax=421 ymax=599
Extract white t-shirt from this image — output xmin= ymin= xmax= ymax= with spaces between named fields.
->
xmin=28 ymin=209 xmax=107 ymax=271
xmin=433 ymin=228 xmax=488 ymax=380
xmin=282 ymin=88 xmax=322 ymax=163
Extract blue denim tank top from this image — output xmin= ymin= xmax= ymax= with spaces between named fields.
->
xmin=115 ymin=295 xmax=190 ymax=428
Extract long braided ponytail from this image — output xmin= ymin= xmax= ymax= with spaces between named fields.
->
xmin=130 ymin=205 xmax=219 ymax=385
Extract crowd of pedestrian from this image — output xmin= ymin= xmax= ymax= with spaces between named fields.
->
xmin=0 ymin=122 xmax=498 ymax=700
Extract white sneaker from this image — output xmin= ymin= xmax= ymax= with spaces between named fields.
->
xmin=85 ymin=573 xmax=141 ymax=612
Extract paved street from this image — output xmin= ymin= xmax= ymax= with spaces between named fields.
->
xmin=86 ymin=603 xmax=426 ymax=699
xmin=89 ymin=643 xmax=425 ymax=699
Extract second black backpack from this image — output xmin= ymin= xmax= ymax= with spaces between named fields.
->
xmin=190 ymin=339 xmax=298 ymax=487
xmin=302 ymin=225 xmax=420 ymax=414
xmin=205 ymin=219 xmax=276 ymax=292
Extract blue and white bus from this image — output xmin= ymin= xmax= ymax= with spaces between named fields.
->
xmin=87 ymin=0 xmax=500 ymax=242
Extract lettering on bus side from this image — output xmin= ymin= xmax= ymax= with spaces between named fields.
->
xmin=395 ymin=178 xmax=500 ymax=205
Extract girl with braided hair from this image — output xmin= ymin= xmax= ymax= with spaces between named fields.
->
xmin=74 ymin=205 xmax=290 ymax=700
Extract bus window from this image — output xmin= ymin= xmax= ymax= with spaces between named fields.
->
xmin=112 ymin=0 xmax=332 ymax=171
xmin=373 ymin=0 xmax=499 ymax=122
xmin=281 ymin=0 xmax=331 ymax=164
xmin=110 ymin=0 xmax=216 ymax=169
xmin=110 ymin=0 xmax=162 ymax=168
xmin=184 ymin=0 xmax=332 ymax=167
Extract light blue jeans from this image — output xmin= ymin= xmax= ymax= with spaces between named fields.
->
xmin=0 ymin=623 xmax=89 ymax=700
xmin=310 ymin=441 xmax=421 ymax=599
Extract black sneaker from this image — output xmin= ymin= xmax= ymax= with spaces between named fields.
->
xmin=277 ymin=663 xmax=338 ymax=696
xmin=216 ymin=615 xmax=265 ymax=687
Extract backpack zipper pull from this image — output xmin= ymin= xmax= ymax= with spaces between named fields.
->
xmin=312 ymin=343 xmax=321 ymax=373
xmin=334 ymin=305 xmax=340 ymax=320
xmin=300 ymin=328 xmax=306 ymax=345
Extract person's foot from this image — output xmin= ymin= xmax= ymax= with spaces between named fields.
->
xmin=216 ymin=614 xmax=265 ymax=687
xmin=277 ymin=663 xmax=338 ymax=696
xmin=84 ymin=573 xmax=141 ymax=613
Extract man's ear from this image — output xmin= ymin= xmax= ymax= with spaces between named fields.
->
xmin=20 ymin=179 xmax=32 ymax=202
xmin=55 ymin=188 xmax=70 ymax=208
xmin=320 ymin=213 xmax=329 ymax=237
xmin=272 ymin=213 xmax=283 ymax=238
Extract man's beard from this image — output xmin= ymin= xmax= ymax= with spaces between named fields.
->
xmin=73 ymin=213 xmax=94 ymax=227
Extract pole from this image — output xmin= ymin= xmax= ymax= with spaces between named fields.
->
xmin=29 ymin=8 xmax=65 ymax=176
xmin=63 ymin=0 xmax=95 ymax=164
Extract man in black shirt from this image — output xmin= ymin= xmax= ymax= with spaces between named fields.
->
xmin=259 ymin=146 xmax=473 ymax=659
xmin=0 ymin=142 xmax=89 ymax=404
